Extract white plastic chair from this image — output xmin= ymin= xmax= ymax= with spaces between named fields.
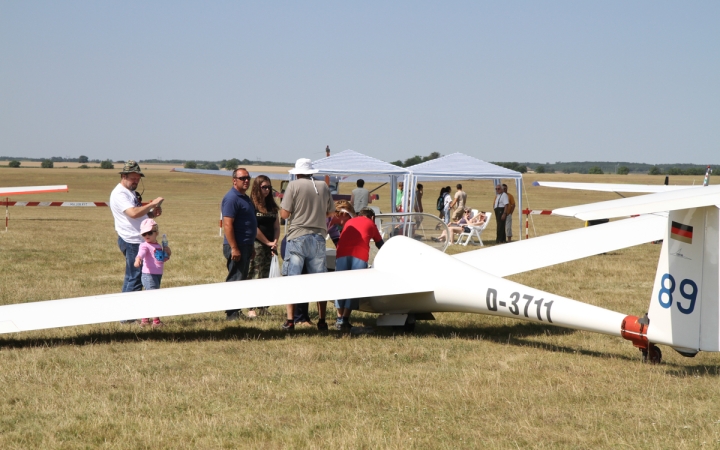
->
xmin=455 ymin=212 xmax=491 ymax=246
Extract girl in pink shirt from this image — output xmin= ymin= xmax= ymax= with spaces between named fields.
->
xmin=134 ymin=219 xmax=172 ymax=327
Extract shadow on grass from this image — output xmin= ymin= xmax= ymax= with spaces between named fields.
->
xmin=664 ymin=364 xmax=720 ymax=378
xmin=0 ymin=317 xmax=713 ymax=371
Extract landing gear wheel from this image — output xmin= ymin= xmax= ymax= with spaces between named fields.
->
xmin=642 ymin=344 xmax=662 ymax=364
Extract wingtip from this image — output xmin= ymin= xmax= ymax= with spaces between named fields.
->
xmin=532 ymin=181 xmax=540 ymax=187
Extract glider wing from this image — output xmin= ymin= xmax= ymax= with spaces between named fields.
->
xmin=533 ymin=181 xmax=696 ymax=193
xmin=0 ymin=185 xmax=69 ymax=196
xmin=0 ymin=269 xmax=432 ymax=334
xmin=454 ymin=214 xmax=666 ymax=277
xmin=553 ymin=185 xmax=720 ymax=221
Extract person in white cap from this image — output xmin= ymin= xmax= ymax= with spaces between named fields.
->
xmin=279 ymin=158 xmax=335 ymax=331
xmin=133 ymin=218 xmax=171 ymax=328
xmin=109 ymin=160 xmax=164 ymax=301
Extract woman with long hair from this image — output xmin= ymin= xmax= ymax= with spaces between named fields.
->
xmin=247 ymin=175 xmax=280 ymax=318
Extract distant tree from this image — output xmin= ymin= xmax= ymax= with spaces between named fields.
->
xmin=8 ymin=160 xmax=20 ymax=168
xmin=78 ymin=155 xmax=89 ymax=163
xmin=184 ymin=161 xmax=198 ymax=169
xmin=588 ymin=166 xmax=603 ymax=174
xmin=78 ymin=164 xmax=89 ymax=169
xmin=491 ymin=162 xmax=527 ymax=173
xmin=665 ymin=167 xmax=682 ymax=175
xmin=617 ymin=166 xmax=630 ymax=175
xmin=684 ymin=167 xmax=705 ymax=176
xmin=390 ymin=160 xmax=402 ymax=166
xmin=201 ymin=163 xmax=219 ymax=170
xmin=562 ymin=168 xmax=573 ymax=174
xmin=224 ymin=158 xmax=240 ymax=171
xmin=535 ymin=165 xmax=546 ymax=174
xmin=100 ymin=160 xmax=114 ymax=169
xmin=403 ymin=155 xmax=423 ymax=167
xmin=425 ymin=152 xmax=441 ymax=161
xmin=41 ymin=159 xmax=54 ymax=168
xmin=648 ymin=166 xmax=662 ymax=175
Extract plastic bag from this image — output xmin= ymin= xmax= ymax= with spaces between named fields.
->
xmin=269 ymin=254 xmax=281 ymax=278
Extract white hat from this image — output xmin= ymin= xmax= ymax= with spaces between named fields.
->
xmin=288 ymin=158 xmax=319 ymax=175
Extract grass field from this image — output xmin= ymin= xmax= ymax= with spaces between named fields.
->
xmin=1 ymin=167 xmax=718 ymax=449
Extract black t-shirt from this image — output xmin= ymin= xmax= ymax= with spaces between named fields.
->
xmin=255 ymin=210 xmax=277 ymax=245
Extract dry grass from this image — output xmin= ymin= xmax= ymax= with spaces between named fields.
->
xmin=1 ymin=168 xmax=719 ymax=449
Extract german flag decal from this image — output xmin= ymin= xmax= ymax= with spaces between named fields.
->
xmin=671 ymin=221 xmax=693 ymax=244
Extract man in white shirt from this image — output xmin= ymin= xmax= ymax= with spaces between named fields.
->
xmin=110 ymin=161 xmax=165 ymax=297
xmin=492 ymin=184 xmax=509 ymax=244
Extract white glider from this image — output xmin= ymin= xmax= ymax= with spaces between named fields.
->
xmin=532 ymin=181 xmax=698 ymax=194
xmin=1 ymin=187 xmax=719 ymax=364
xmin=0 ymin=185 xmax=69 ymax=196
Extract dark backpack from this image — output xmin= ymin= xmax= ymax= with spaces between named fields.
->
xmin=436 ymin=194 xmax=444 ymax=211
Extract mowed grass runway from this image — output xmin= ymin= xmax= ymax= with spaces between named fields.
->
xmin=1 ymin=166 xmax=719 ymax=449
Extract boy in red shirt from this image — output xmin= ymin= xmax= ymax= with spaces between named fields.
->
xmin=332 ymin=203 xmax=384 ymax=330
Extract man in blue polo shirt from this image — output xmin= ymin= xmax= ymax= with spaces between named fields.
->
xmin=222 ymin=167 xmax=258 ymax=320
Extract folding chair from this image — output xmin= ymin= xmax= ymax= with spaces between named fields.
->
xmin=455 ymin=212 xmax=491 ymax=246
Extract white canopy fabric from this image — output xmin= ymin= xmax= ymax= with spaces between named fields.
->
xmin=405 ymin=152 xmax=524 ymax=240
xmin=309 ymin=150 xmax=411 ymax=212
xmin=406 ymin=152 xmax=523 ymax=180
xmin=311 ymin=149 xmax=410 ymax=177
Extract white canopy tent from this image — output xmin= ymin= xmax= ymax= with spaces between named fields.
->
xmin=309 ymin=149 xmax=411 ymax=210
xmin=405 ymin=152 xmax=524 ymax=240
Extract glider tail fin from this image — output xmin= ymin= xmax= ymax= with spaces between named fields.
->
xmin=644 ymin=206 xmax=720 ymax=356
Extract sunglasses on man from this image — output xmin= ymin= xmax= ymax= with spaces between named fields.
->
xmin=233 ymin=176 xmax=251 ymax=181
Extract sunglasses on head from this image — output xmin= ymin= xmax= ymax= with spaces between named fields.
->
xmin=234 ymin=176 xmax=251 ymax=181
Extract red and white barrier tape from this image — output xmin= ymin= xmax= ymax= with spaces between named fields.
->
xmin=1 ymin=201 xmax=109 ymax=207
xmin=521 ymin=209 xmax=554 ymax=215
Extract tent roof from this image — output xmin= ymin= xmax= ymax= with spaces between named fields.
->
xmin=407 ymin=152 xmax=522 ymax=180
xmin=311 ymin=150 xmax=409 ymax=176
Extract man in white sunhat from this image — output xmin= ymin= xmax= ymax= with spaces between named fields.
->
xmin=109 ymin=160 xmax=164 ymax=323
xmin=279 ymin=158 xmax=335 ymax=331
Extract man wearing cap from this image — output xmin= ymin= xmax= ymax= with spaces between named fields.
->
xmin=110 ymin=160 xmax=165 ymax=296
xmin=280 ymin=158 xmax=335 ymax=330
xmin=222 ymin=167 xmax=258 ymax=321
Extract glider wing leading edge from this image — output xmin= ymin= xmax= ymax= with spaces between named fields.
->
xmin=0 ymin=185 xmax=69 ymax=196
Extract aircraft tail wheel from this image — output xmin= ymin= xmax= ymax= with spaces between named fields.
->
xmin=641 ymin=344 xmax=662 ymax=364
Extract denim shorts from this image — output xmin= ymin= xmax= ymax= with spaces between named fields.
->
xmin=282 ymin=233 xmax=327 ymax=277
xmin=141 ymin=273 xmax=163 ymax=290
xmin=334 ymin=256 xmax=368 ymax=309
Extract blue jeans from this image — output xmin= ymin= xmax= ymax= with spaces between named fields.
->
xmin=283 ymin=233 xmax=327 ymax=323
xmin=334 ymin=256 xmax=368 ymax=309
xmin=223 ymin=243 xmax=254 ymax=315
xmin=443 ymin=207 xmax=451 ymax=224
xmin=118 ymin=236 xmax=142 ymax=292
xmin=141 ymin=273 xmax=162 ymax=290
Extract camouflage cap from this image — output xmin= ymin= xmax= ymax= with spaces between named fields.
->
xmin=119 ymin=160 xmax=145 ymax=177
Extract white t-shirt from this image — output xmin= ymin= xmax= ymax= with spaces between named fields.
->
xmin=110 ymin=183 xmax=146 ymax=244
xmin=494 ymin=192 xmax=509 ymax=209
xmin=443 ymin=192 xmax=452 ymax=209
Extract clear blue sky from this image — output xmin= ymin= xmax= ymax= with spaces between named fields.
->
xmin=1 ymin=1 xmax=718 ymax=164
